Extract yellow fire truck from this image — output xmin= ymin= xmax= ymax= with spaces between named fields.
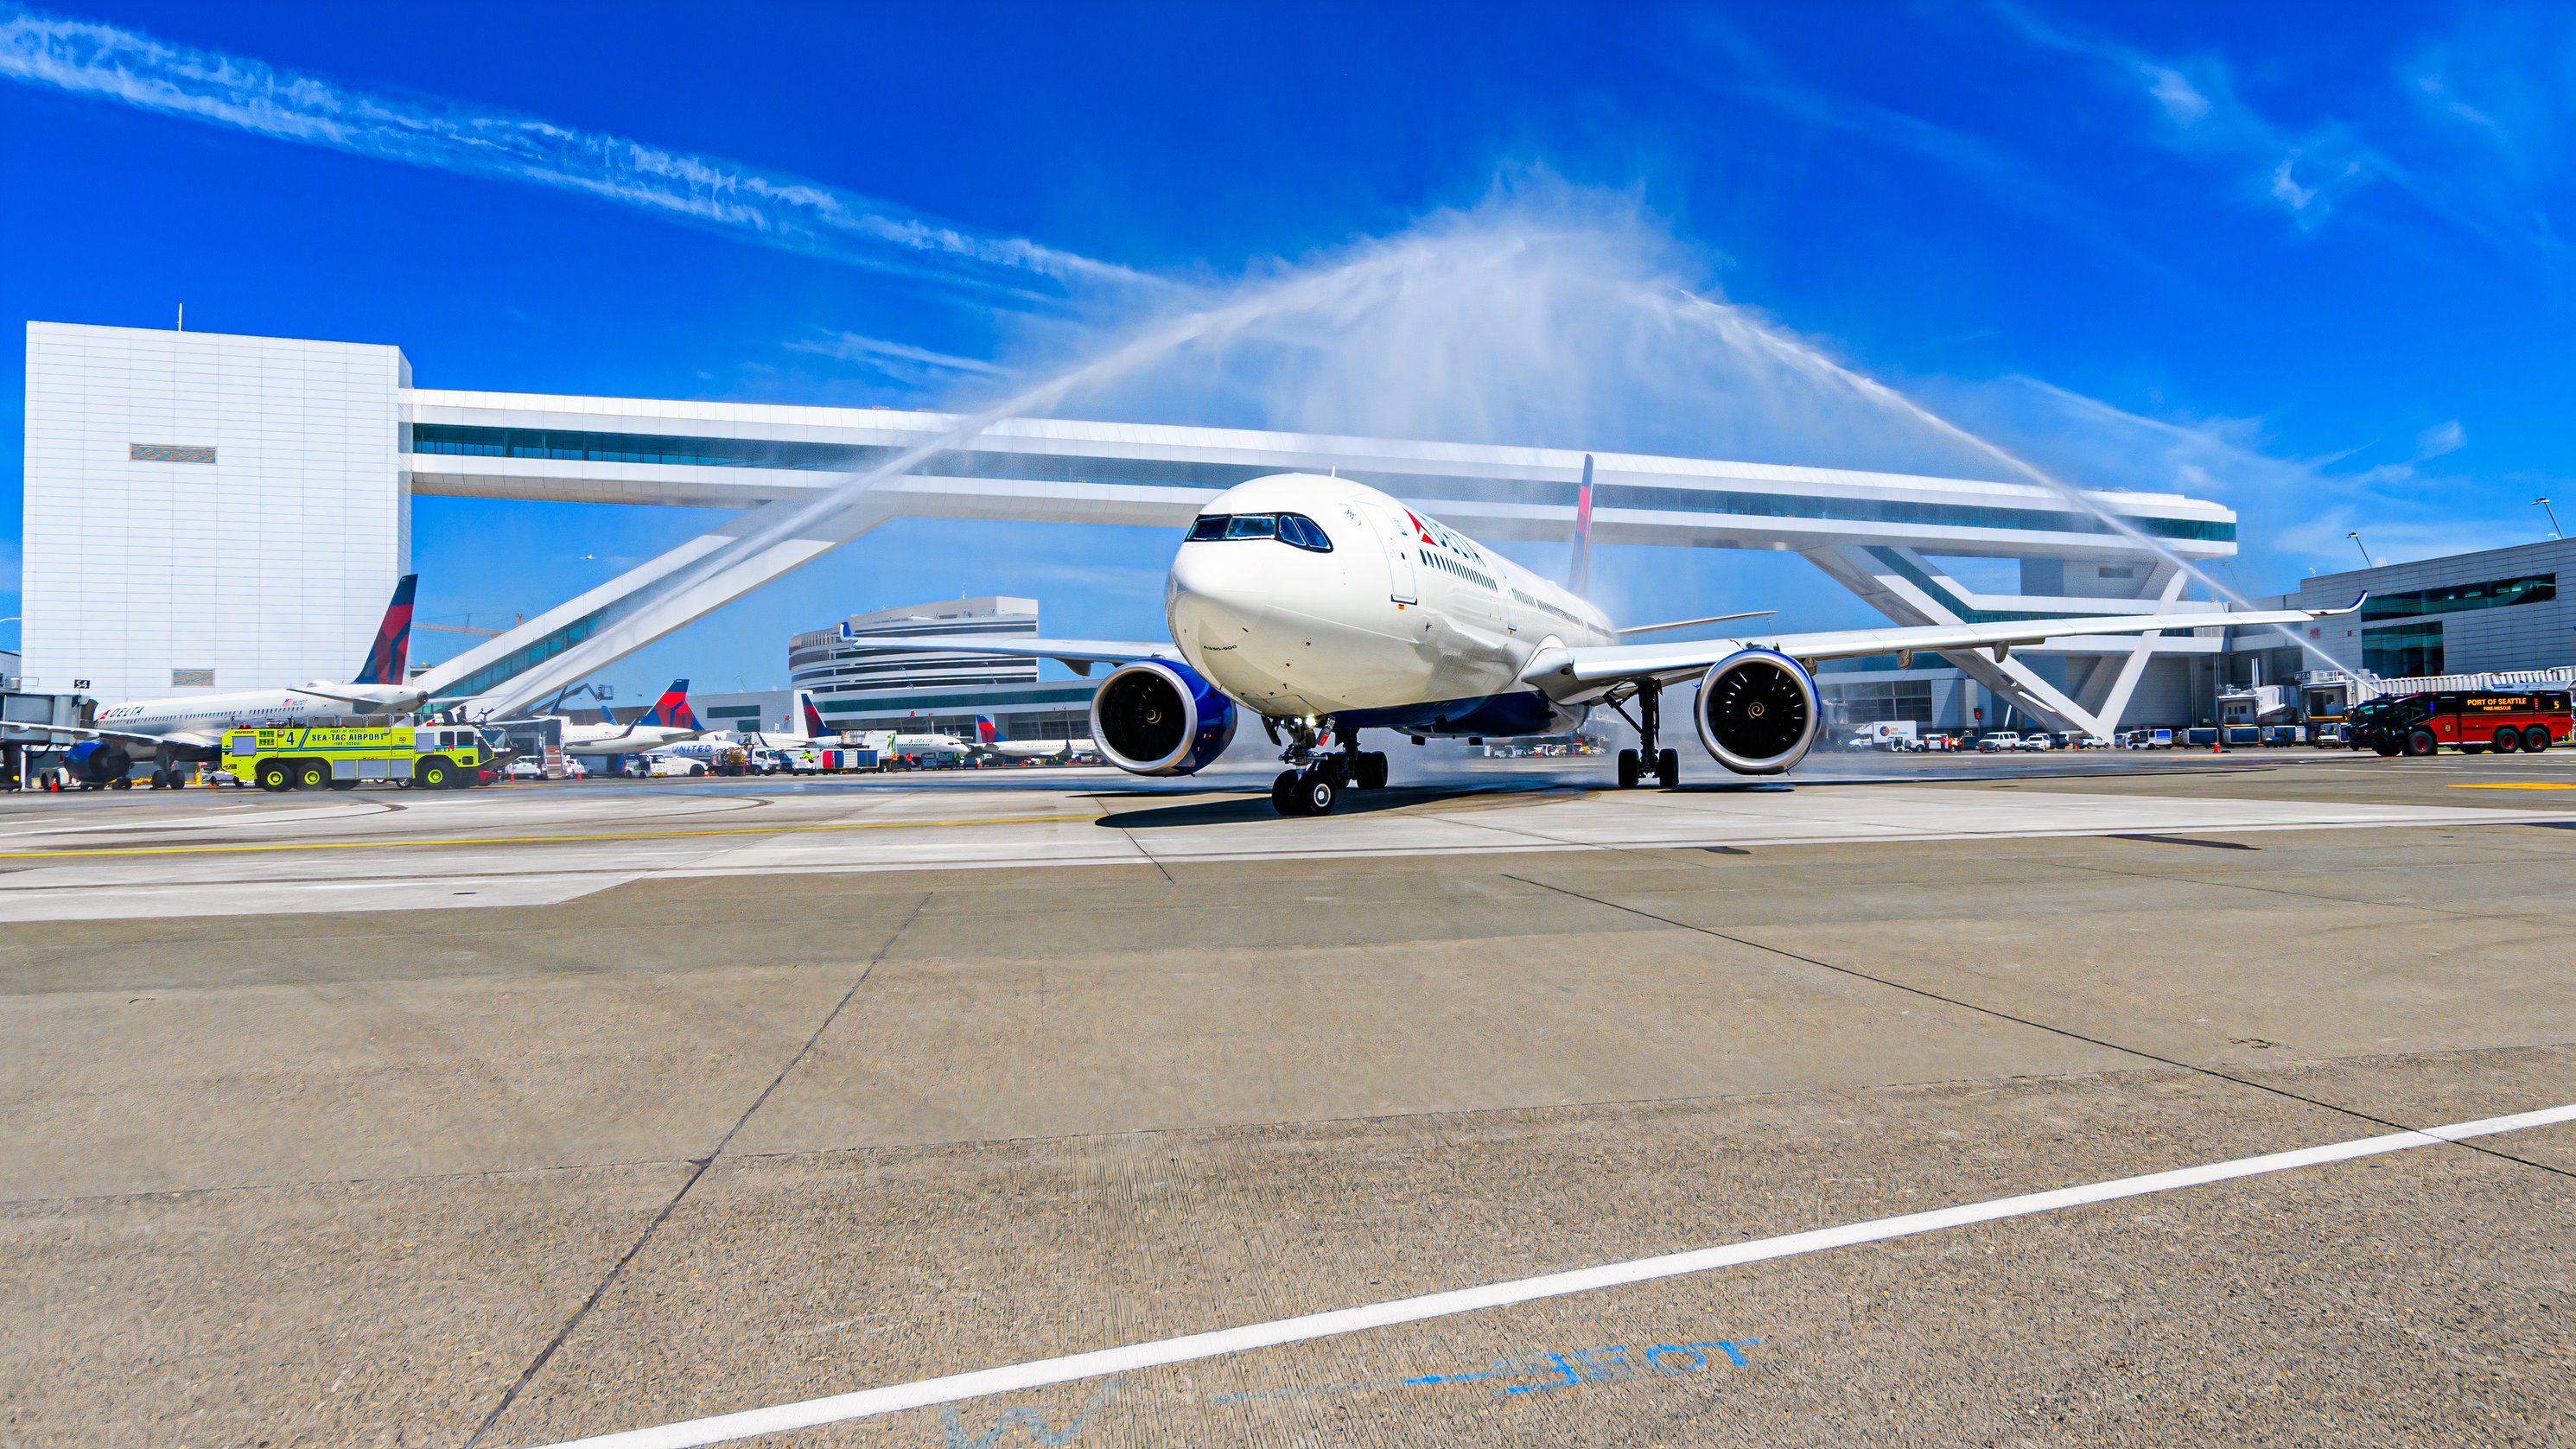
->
xmin=221 ymin=724 xmax=499 ymax=791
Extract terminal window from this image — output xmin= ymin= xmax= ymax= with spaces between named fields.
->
xmin=130 ymin=443 xmax=216 ymax=464
xmin=2363 ymin=621 xmax=2444 ymax=677
xmin=2357 ymin=573 xmax=2554 ymax=622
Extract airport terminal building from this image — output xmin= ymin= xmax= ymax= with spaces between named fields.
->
xmin=694 ymin=596 xmax=1097 ymax=741
xmin=22 ymin=318 xmax=2420 ymax=737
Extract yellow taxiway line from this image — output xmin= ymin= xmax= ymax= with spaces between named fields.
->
xmin=2446 ymin=781 xmax=2576 ymax=791
xmin=0 ymin=814 xmax=1081 ymax=861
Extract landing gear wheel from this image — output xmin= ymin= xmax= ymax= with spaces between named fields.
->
xmin=2405 ymin=728 xmax=2439 ymax=758
xmin=2523 ymin=726 xmax=2551 ymax=753
xmin=1617 ymin=748 xmax=1641 ymax=790
xmin=111 ymin=777 xmax=132 ymax=790
xmin=1358 ymin=752 xmax=1389 ymax=791
xmin=1657 ymin=747 xmax=1681 ymax=787
xmin=1272 ymin=769 xmax=1307 ymax=817
xmin=147 ymin=769 xmax=169 ymax=790
xmin=258 ymin=760 xmax=292 ymax=791
xmin=1300 ymin=769 xmax=1339 ymax=817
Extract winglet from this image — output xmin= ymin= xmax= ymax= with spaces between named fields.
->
xmin=353 ymin=574 xmax=418 ymax=685
xmin=1566 ymin=454 xmax=1596 ymax=599
xmin=2322 ymin=590 xmax=2369 ymax=617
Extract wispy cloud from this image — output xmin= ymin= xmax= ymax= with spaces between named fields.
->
xmin=1667 ymin=16 xmax=2172 ymax=274
xmin=0 ymin=4 xmax=1156 ymax=300
xmin=1933 ymin=375 xmax=2550 ymax=573
xmin=2414 ymin=419 xmax=2466 ymax=461
xmin=1984 ymin=1 xmax=2398 ymax=230
xmin=786 ymin=331 xmax=1005 ymax=382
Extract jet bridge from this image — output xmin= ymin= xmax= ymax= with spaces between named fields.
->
xmin=405 ymin=391 xmax=2242 ymax=729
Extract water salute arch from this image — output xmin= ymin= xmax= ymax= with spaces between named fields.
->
xmin=408 ymin=390 xmax=2237 ymax=735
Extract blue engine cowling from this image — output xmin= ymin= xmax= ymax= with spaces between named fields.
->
xmin=1695 ymin=649 xmax=1820 ymax=774
xmin=1089 ymin=661 xmax=1238 ymax=776
xmin=64 ymin=740 xmax=133 ymax=785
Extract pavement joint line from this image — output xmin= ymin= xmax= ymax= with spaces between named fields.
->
xmin=463 ymin=892 xmax=934 ymax=1449
xmin=0 ymin=815 xmax=1075 ymax=861
xmin=1499 ymin=872 xmax=2576 ymax=1185
xmin=2011 ymin=847 xmax=2573 ymax=926
xmin=512 ymin=1098 xmax=2576 ymax=1449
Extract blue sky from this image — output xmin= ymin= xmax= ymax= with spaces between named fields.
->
xmin=5 ymin=1 xmax=2573 ymax=694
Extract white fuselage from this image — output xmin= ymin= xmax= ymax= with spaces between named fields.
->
xmin=557 ymin=720 xmax=707 ymax=756
xmin=93 ymin=685 xmax=417 ymax=749
xmin=1166 ymin=475 xmax=1613 ymax=729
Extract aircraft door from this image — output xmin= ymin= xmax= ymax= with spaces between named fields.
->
xmin=1353 ymin=503 xmax=1419 ymax=605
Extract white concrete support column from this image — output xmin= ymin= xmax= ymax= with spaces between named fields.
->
xmin=1799 ymin=543 xmax=2113 ymax=737
xmin=416 ymin=488 xmax=899 ymax=718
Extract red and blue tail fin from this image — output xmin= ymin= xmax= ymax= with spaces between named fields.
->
xmin=354 ymin=574 xmax=417 ymax=684
xmin=644 ymin=679 xmax=699 ymax=731
xmin=973 ymin=714 xmax=998 ymax=746
xmin=1565 ymin=454 xmax=1595 ymax=599
xmin=798 ymin=690 xmax=830 ymax=740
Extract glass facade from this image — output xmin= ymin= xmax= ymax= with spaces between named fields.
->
xmin=2357 ymin=573 xmax=2554 ymax=622
xmin=410 ymin=423 xmax=2233 ymax=543
xmin=2363 ymin=621 xmax=2444 ymax=677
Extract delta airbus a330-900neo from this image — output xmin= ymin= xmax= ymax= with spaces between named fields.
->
xmin=804 ymin=466 xmax=2359 ymax=817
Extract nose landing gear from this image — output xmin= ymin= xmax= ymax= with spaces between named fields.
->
xmin=1268 ymin=718 xmax=1388 ymax=816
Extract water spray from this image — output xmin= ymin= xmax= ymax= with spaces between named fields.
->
xmin=1648 ymin=284 xmax=2352 ymax=677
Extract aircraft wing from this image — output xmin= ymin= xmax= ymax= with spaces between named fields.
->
xmin=0 ymin=722 xmax=219 ymax=753
xmin=830 ymin=634 xmax=1183 ymax=677
xmin=1541 ymin=596 xmax=2363 ymax=690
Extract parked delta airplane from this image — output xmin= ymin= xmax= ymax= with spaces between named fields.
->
xmin=553 ymin=681 xmax=709 ymax=757
xmin=2 ymin=575 xmax=427 ymax=788
xmin=841 ymin=467 xmax=2362 ymax=816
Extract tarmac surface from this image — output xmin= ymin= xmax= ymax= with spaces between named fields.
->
xmin=3 ymin=747 xmax=2573 ymax=1446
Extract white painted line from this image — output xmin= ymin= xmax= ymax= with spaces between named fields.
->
xmin=519 ymin=1099 xmax=2576 ymax=1449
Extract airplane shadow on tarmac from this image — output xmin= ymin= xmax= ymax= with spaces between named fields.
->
xmin=1099 ymin=784 xmax=1559 ymax=829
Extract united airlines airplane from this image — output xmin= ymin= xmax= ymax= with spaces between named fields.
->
xmin=3 ymin=575 xmax=428 ymax=789
xmin=811 ymin=467 xmax=2360 ymax=817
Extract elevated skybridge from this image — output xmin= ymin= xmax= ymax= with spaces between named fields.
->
xmin=403 ymin=388 xmax=2244 ymax=730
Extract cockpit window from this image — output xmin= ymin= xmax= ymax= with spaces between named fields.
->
xmin=1275 ymin=513 xmax=1333 ymax=551
xmin=1184 ymin=512 xmax=1333 ymax=553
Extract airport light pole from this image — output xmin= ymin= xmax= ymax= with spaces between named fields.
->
xmin=2538 ymin=497 xmax=2562 ymax=539
xmin=2346 ymin=531 xmax=2374 ymax=569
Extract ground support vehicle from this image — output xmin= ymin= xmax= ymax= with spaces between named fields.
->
xmin=2349 ymin=690 xmax=2573 ymax=758
xmin=222 ymin=723 xmax=497 ymax=791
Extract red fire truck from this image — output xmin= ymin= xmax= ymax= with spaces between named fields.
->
xmin=2351 ymin=690 xmax=2573 ymax=757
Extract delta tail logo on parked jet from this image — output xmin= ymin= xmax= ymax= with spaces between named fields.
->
xmin=355 ymin=574 xmax=417 ymax=686
xmin=642 ymin=680 xmax=701 ymax=732
xmin=821 ymin=467 xmax=2360 ymax=816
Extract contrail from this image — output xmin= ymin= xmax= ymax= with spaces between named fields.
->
xmin=0 ymin=4 xmax=1157 ymax=298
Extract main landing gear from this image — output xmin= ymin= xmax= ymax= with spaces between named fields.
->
xmin=1609 ymin=679 xmax=1681 ymax=790
xmin=1268 ymin=718 xmax=1388 ymax=817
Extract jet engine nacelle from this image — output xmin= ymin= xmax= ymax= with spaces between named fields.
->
xmin=64 ymin=740 xmax=133 ymax=785
xmin=1695 ymin=649 xmax=1819 ymax=775
xmin=1089 ymin=661 xmax=1239 ymax=776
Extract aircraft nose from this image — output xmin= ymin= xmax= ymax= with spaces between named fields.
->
xmin=1167 ymin=542 xmax=1263 ymax=643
